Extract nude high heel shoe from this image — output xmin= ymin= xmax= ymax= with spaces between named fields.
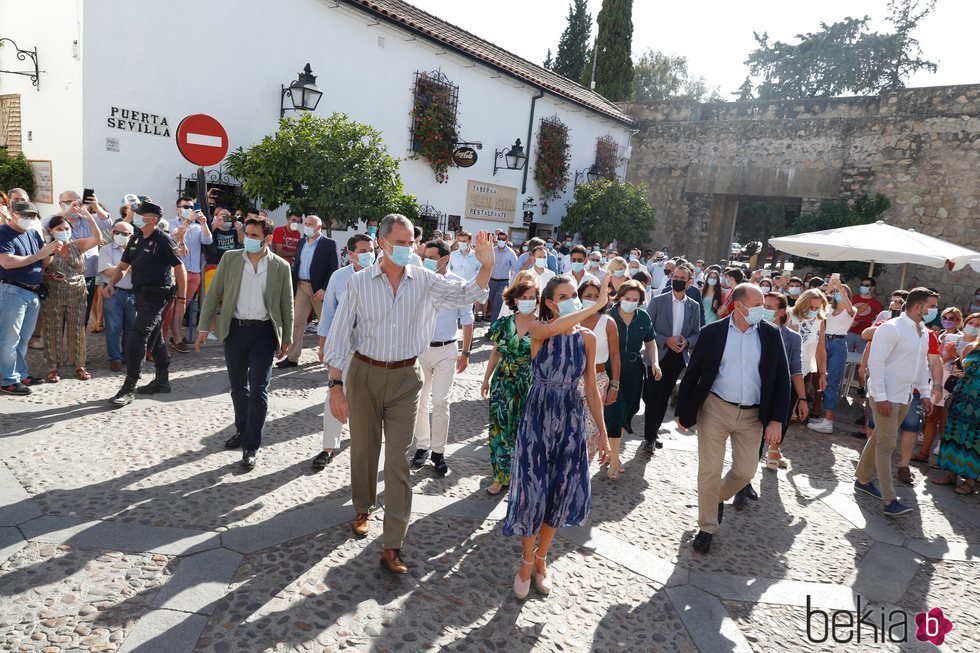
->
xmin=513 ymin=558 xmax=533 ymax=600
xmin=533 ymin=553 xmax=552 ymax=595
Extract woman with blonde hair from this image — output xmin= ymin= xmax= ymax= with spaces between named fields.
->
xmin=807 ymin=278 xmax=855 ymax=433
xmin=605 ymin=256 xmax=629 ymax=296
xmin=790 ymin=288 xmax=828 ymax=418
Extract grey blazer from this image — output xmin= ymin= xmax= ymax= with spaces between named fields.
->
xmin=646 ymin=290 xmax=702 ymax=364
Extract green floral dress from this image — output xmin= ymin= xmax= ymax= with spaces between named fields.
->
xmin=487 ymin=314 xmax=533 ymax=485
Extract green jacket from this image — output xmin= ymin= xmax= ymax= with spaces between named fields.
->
xmin=199 ymin=249 xmax=294 ymax=348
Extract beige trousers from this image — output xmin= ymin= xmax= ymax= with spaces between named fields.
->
xmin=286 ymin=281 xmax=322 ymax=362
xmin=856 ymin=401 xmax=910 ymax=503
xmin=347 ymin=356 xmax=424 ymax=550
xmin=696 ymin=393 xmax=764 ymax=534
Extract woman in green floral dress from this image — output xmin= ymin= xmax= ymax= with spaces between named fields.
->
xmin=481 ymin=273 xmax=539 ymax=495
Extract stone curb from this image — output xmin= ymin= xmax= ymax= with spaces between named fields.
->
xmin=666 ymin=584 xmax=754 ymax=653
xmin=18 ymin=515 xmax=220 ymax=556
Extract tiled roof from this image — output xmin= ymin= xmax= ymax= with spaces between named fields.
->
xmin=339 ymin=0 xmax=634 ymax=126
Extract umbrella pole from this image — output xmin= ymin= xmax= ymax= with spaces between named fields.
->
xmin=868 ymin=261 xmax=875 ymax=276
xmin=900 ymin=263 xmax=908 ymax=289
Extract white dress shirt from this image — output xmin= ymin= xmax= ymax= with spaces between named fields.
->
xmin=431 ymin=271 xmax=476 ymax=342
xmin=671 ymin=294 xmax=686 ymax=337
xmin=98 ymin=242 xmax=133 ymax=290
xmin=235 ymin=250 xmax=270 ymax=320
xmin=867 ymin=312 xmax=931 ymax=403
xmin=572 ymin=271 xmax=600 ymax=288
xmin=325 ymin=263 xmax=488 ymax=367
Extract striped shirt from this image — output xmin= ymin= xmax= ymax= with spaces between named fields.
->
xmin=325 ymin=263 xmax=488 ymax=367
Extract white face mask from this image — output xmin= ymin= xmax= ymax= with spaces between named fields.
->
xmin=288 ymin=222 xmax=301 ymax=232
xmin=179 ymin=208 xmax=192 ymax=219
xmin=16 ymin=217 xmax=37 ymax=231
xmin=533 ymin=257 xmax=546 ymax=269
xmin=113 ymin=233 xmax=131 ymax=247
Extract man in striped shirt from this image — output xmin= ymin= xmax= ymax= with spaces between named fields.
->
xmin=324 ymin=215 xmax=493 ymax=574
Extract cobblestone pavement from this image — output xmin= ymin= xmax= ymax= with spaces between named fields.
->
xmin=1 ymin=325 xmax=978 ymax=652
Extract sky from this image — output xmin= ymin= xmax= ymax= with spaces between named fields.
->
xmin=406 ymin=0 xmax=979 ymax=97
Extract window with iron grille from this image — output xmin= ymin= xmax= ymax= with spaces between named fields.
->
xmin=594 ymin=135 xmax=619 ymax=180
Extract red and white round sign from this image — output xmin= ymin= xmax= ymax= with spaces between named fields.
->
xmin=175 ymin=114 xmax=229 ymax=167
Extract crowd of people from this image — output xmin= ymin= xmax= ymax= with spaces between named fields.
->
xmin=2 ymin=190 xmax=978 ymax=595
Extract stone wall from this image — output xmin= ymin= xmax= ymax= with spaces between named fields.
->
xmin=623 ymin=84 xmax=980 ymax=309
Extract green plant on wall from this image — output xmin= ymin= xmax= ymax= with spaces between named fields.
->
xmin=0 ymin=150 xmax=35 ymax=197
xmin=534 ymin=116 xmax=571 ymax=202
xmin=409 ymin=71 xmax=460 ymax=184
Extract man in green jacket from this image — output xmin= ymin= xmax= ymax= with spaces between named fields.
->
xmin=196 ymin=215 xmax=294 ymax=470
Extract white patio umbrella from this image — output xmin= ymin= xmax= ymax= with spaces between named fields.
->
xmin=769 ymin=220 xmax=980 ymax=287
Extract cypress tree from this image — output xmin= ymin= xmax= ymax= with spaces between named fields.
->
xmin=550 ymin=0 xmax=592 ymax=82
xmin=594 ymin=0 xmax=634 ymax=101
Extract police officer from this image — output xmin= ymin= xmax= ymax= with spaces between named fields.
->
xmin=104 ymin=200 xmax=186 ymax=406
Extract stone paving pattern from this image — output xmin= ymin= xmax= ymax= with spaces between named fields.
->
xmin=1 ymin=326 xmax=977 ymax=652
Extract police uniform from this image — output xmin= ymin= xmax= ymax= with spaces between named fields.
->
xmin=122 ymin=225 xmax=182 ymax=377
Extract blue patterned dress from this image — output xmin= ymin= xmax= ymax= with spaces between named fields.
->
xmin=503 ymin=330 xmax=591 ymax=536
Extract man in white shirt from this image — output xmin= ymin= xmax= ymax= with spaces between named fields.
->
xmin=412 ymin=240 xmax=475 ymax=476
xmin=448 ymin=230 xmax=480 ymax=280
xmin=855 ymin=287 xmax=940 ymax=516
xmin=312 ymin=233 xmax=375 ymax=470
xmin=98 ymin=221 xmax=135 ymax=372
xmin=647 ymin=251 xmax=668 ymax=288
xmin=587 ymin=250 xmax=607 ymax=282
xmin=568 ymin=245 xmax=600 ymax=288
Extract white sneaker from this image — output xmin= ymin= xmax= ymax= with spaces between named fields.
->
xmin=207 ymin=333 xmax=218 ymax=341
xmin=807 ymin=418 xmax=834 ymax=434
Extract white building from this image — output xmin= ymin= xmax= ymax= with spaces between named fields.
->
xmin=0 ymin=0 xmax=634 ymax=242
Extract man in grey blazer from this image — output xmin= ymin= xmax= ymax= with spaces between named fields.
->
xmin=643 ymin=263 xmax=701 ymax=451
xmin=196 ymin=216 xmax=294 ymax=470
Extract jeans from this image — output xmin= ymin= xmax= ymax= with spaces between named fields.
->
xmin=127 ymin=288 xmax=172 ymax=379
xmin=488 ymin=278 xmax=509 ymax=322
xmin=103 ymin=289 xmax=136 ymax=363
xmin=0 ymin=284 xmax=41 ymax=385
xmin=823 ymin=336 xmax=847 ymax=413
xmin=224 ymin=320 xmax=277 ymax=451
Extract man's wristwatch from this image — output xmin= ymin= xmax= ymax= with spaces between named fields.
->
xmin=327 ymin=379 xmax=344 ymax=389
xmin=461 ymin=351 xmax=471 ymax=358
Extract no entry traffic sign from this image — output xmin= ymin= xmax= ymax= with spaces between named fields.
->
xmin=175 ymin=114 xmax=229 ymax=167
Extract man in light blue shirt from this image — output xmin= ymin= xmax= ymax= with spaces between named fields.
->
xmin=173 ymin=199 xmax=213 ymax=346
xmin=312 ymin=233 xmax=375 ymax=470
xmin=488 ymin=229 xmax=518 ymax=321
xmin=647 ymin=251 xmax=668 ymax=288
xmin=448 ymin=230 xmax=480 ymax=280
xmin=516 ymin=236 xmax=558 ymax=274
xmin=412 ymin=239 xmax=475 ymax=476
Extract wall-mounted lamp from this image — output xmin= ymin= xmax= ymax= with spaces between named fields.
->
xmin=574 ymin=164 xmax=600 ymax=187
xmin=493 ymin=139 xmax=528 ymax=175
xmin=280 ymin=63 xmax=323 ymax=118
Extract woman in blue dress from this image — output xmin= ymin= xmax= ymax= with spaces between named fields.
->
xmin=503 ymin=275 xmax=611 ymax=600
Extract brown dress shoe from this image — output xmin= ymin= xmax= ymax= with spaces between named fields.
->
xmin=380 ymin=548 xmax=408 ymax=574
xmin=109 ymin=361 xmax=123 ymax=372
xmin=351 ymin=513 xmax=370 ymax=537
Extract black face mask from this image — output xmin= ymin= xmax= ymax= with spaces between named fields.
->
xmin=671 ymin=279 xmax=687 ymax=293
xmin=890 ymin=309 xmax=901 ymax=318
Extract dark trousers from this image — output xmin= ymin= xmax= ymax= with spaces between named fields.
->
xmin=84 ymin=277 xmax=96 ymax=327
xmin=224 ymin=320 xmax=276 ymax=451
xmin=488 ymin=278 xmax=509 ymax=322
xmin=643 ymin=349 xmax=687 ymax=442
xmin=126 ymin=288 xmax=171 ymax=379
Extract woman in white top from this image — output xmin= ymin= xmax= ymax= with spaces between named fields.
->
xmin=577 ymin=279 xmax=620 ymax=472
xmin=790 ymin=289 xmax=829 ymax=420
xmin=808 ymin=278 xmax=855 ymax=433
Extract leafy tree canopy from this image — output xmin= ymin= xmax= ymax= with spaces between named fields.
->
xmin=0 ymin=150 xmax=35 ymax=197
xmin=562 ymin=178 xmax=654 ymax=247
xmin=632 ymin=49 xmax=722 ymax=102
xmin=226 ymin=113 xmax=416 ymax=231
xmin=593 ymin=0 xmax=634 ymax=101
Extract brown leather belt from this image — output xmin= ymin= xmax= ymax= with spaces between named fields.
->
xmin=354 ymin=351 xmax=417 ymax=369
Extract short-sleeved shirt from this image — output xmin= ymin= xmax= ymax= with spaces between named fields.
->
xmin=121 ymin=228 xmax=182 ymax=289
xmin=849 ymin=296 xmax=883 ymax=333
xmin=272 ymin=225 xmax=301 ymax=259
xmin=206 ymin=228 xmax=241 ymax=265
xmin=0 ymin=225 xmax=44 ymax=286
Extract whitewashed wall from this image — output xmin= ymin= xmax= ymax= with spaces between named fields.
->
xmin=17 ymin=0 xmax=631 ymax=232
xmin=0 ymin=0 xmax=84 ymax=213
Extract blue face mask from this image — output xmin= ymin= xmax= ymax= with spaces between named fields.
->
xmin=707 ymin=277 xmax=717 ymax=286
xmin=422 ymin=259 xmax=438 ymax=272
xmin=303 ymin=225 xmax=316 ymax=238
xmin=52 ymin=230 xmax=71 ymax=243
xmin=859 ymin=286 xmax=871 ymax=295
xmin=806 ymin=309 xmax=818 ymax=319
xmin=367 ymin=226 xmax=377 ymax=236
xmin=613 ymin=269 xmax=626 ymax=278
xmin=556 ymin=296 xmax=582 ymax=316
xmin=516 ymin=299 xmax=537 ymax=314
xmin=387 ymin=243 xmax=412 ymax=267
xmin=546 ymin=243 xmax=554 ymax=250
xmin=788 ymin=287 xmax=801 ymax=296
xmin=964 ymin=325 xmax=980 ymax=337
xmin=571 ymin=262 xmax=585 ymax=273
xmin=619 ymin=300 xmax=639 ymax=314
xmin=357 ymin=252 xmax=374 ymax=268
xmin=924 ymin=307 xmax=938 ymax=323
xmin=629 ymin=255 xmax=639 ymax=262
xmin=761 ymin=308 xmax=777 ymax=323
xmin=834 ymin=291 xmax=842 ymax=303
xmin=243 ymin=237 xmax=263 ymax=253
xmin=133 ymin=214 xmax=145 ymax=229
xmin=744 ymin=305 xmax=766 ymax=325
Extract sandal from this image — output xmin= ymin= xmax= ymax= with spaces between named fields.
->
xmin=74 ymin=367 xmax=91 ymax=381
xmin=930 ymin=472 xmax=957 ymax=486
xmin=910 ymin=453 xmax=930 ymax=464
xmin=46 ymin=370 xmax=60 ymax=383
xmin=766 ymin=448 xmax=781 ymax=471
xmin=486 ymin=482 xmax=508 ymax=496
xmin=607 ymin=459 xmax=622 ymax=481
xmin=954 ymin=480 xmax=977 ymax=495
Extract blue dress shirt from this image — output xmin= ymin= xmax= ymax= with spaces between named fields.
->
xmin=710 ymin=319 xmax=762 ymax=406
xmin=491 ymin=246 xmax=519 ymax=280
xmin=298 ymin=234 xmax=322 ymax=281
xmin=316 ymin=263 xmax=357 ymax=339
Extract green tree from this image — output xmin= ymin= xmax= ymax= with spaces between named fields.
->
xmin=632 ymin=49 xmax=722 ymax=102
xmin=562 ymin=178 xmax=654 ymax=247
xmin=885 ymin=0 xmax=938 ymax=88
xmin=0 ymin=150 xmax=35 ymax=197
xmin=226 ymin=113 xmax=413 ymax=232
xmin=739 ymin=7 xmax=937 ymax=100
xmin=548 ymin=0 xmax=592 ymax=82
xmin=787 ymin=193 xmax=891 ymax=279
xmin=593 ymin=0 xmax=634 ymax=101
